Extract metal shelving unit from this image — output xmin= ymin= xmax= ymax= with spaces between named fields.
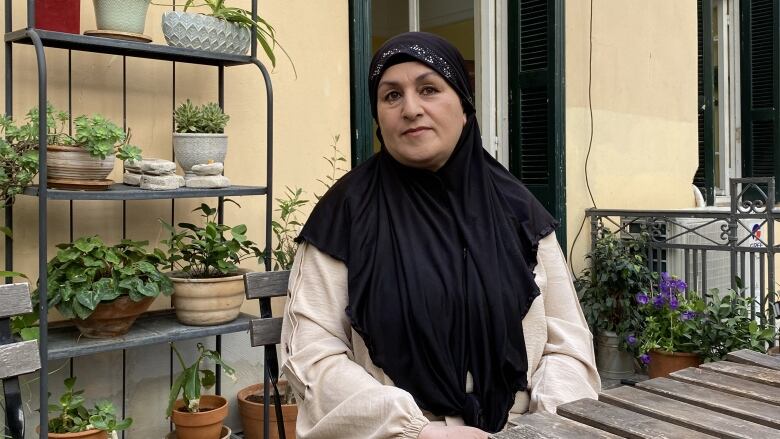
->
xmin=3 ymin=1 xmax=275 ymax=438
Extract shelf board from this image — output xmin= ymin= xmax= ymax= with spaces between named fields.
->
xmin=6 ymin=29 xmax=255 ymax=67
xmin=47 ymin=311 xmax=255 ymax=360
xmin=23 ymin=183 xmax=267 ymax=200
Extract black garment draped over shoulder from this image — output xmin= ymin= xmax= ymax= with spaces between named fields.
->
xmin=296 ymin=32 xmax=557 ymax=433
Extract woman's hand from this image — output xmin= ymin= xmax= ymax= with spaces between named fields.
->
xmin=418 ymin=424 xmax=490 ymax=439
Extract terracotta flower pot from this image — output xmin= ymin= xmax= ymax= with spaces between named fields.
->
xmin=73 ymin=295 xmax=155 ymax=338
xmin=171 ymin=395 xmax=228 ymax=439
xmin=237 ymin=383 xmax=297 ymax=439
xmin=47 ymin=144 xmax=115 ymax=186
xmin=647 ymin=349 xmax=702 ymax=378
xmin=38 ymin=426 xmax=107 ymax=439
xmin=169 ymin=270 xmax=248 ymax=326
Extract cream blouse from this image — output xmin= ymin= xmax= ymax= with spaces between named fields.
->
xmin=280 ymin=232 xmax=600 ymax=438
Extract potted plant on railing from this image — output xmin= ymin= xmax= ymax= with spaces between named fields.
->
xmin=160 ymin=0 xmax=296 ymax=75
xmin=41 ymin=104 xmax=142 ymax=190
xmin=577 ymin=229 xmax=657 ymax=379
xmin=172 ymin=100 xmax=229 ymax=176
xmin=34 ymin=236 xmax=173 ymax=338
xmin=160 ymin=201 xmax=263 ymax=325
xmin=168 ymin=342 xmax=235 ymax=439
xmin=43 ymin=377 xmax=132 ymax=438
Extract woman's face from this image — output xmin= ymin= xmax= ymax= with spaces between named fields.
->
xmin=376 ymin=61 xmax=466 ymax=171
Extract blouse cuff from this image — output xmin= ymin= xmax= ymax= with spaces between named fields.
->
xmin=404 ymin=414 xmax=429 ymax=439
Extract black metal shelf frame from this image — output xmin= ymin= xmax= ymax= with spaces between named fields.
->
xmin=3 ymin=1 xmax=276 ymax=438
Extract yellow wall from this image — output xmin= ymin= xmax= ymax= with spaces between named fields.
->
xmin=565 ymin=0 xmax=698 ymax=273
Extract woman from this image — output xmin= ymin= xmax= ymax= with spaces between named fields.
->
xmin=280 ymin=32 xmax=599 ymax=439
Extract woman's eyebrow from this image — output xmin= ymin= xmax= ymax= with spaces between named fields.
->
xmin=378 ymin=71 xmax=438 ymax=90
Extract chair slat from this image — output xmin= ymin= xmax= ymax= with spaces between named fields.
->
xmin=0 ymin=283 xmax=32 ymax=318
xmin=244 ymin=271 xmax=290 ymax=300
xmin=0 ymin=340 xmax=40 ymax=380
xmin=726 ymin=349 xmax=780 ymax=371
xmin=250 ymin=317 xmax=283 ymax=347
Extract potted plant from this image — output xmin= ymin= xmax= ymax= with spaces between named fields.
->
xmin=168 ymin=342 xmax=235 ymax=439
xmin=39 ymin=103 xmax=142 ymax=190
xmin=91 ymin=0 xmax=151 ymax=35
xmin=577 ymin=229 xmax=657 ymax=379
xmin=35 ymin=236 xmax=173 ymax=338
xmin=43 ymin=377 xmax=132 ymax=438
xmin=161 ymin=0 xmax=296 ymax=75
xmin=0 ymin=108 xmax=41 ymax=208
xmin=161 ymin=201 xmax=263 ymax=325
xmin=172 ymin=100 xmax=229 ymax=175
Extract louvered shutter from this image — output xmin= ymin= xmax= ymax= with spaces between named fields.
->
xmin=741 ymin=0 xmax=780 ymax=199
xmin=696 ymin=0 xmax=715 ymax=204
xmin=509 ymin=0 xmax=564 ymax=225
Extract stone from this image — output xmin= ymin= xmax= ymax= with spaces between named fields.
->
xmin=123 ymin=172 xmax=142 ymax=186
xmin=124 ymin=159 xmax=141 ymax=172
xmin=191 ymin=162 xmax=224 ymax=176
xmin=185 ymin=175 xmax=231 ymax=189
xmin=140 ymin=174 xmax=183 ymax=191
xmin=138 ymin=159 xmax=177 ymax=175
xmin=177 ymin=175 xmax=186 ymax=187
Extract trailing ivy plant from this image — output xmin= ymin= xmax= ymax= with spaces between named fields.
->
xmin=167 ymin=342 xmax=236 ymax=415
xmin=160 ymin=201 xmax=263 ymax=278
xmin=173 ymin=100 xmax=230 ymax=134
xmin=34 ymin=236 xmax=173 ymax=320
xmin=47 ymin=377 xmax=132 ymax=434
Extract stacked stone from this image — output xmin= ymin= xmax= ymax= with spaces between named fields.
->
xmin=124 ymin=159 xmax=185 ymax=190
xmin=186 ymin=162 xmax=231 ymax=188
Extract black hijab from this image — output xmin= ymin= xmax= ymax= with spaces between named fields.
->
xmin=297 ymin=32 xmax=557 ymax=432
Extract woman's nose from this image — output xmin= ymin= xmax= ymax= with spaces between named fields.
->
xmin=401 ymin=94 xmax=423 ymax=119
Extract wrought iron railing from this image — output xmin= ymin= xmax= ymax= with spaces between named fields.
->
xmin=585 ymin=178 xmax=780 ymax=321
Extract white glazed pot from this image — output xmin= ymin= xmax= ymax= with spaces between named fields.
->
xmin=93 ymin=0 xmax=151 ymax=34
xmin=172 ymin=133 xmax=228 ymax=175
xmin=162 ymin=11 xmax=251 ymax=55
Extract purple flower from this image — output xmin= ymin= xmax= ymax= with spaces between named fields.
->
xmin=640 ymin=354 xmax=651 ymax=365
xmin=635 ymin=292 xmax=649 ymax=305
xmin=674 ymin=279 xmax=688 ymax=294
xmin=626 ymin=335 xmax=637 ymax=345
xmin=681 ymin=310 xmax=696 ymax=321
xmin=653 ymin=294 xmax=666 ymax=309
xmin=669 ymin=296 xmax=679 ymax=310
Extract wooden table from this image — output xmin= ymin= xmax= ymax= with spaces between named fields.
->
xmin=493 ymin=350 xmax=780 ymax=439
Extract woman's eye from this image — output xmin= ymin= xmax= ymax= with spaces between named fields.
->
xmin=384 ymin=91 xmax=401 ymax=102
xmin=421 ymin=86 xmax=438 ymax=95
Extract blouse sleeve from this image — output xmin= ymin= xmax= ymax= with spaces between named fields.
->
xmin=280 ymin=242 xmax=430 ymax=439
xmin=527 ymin=232 xmax=601 ymax=413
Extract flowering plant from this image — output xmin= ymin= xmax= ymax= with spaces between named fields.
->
xmin=633 ymin=273 xmax=703 ymax=365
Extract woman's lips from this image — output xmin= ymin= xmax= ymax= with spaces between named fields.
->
xmin=403 ymin=127 xmax=431 ymax=136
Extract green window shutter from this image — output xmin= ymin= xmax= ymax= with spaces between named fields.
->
xmin=508 ymin=0 xmax=565 ymax=244
xmin=740 ymin=0 xmax=780 ymax=199
xmin=696 ymin=0 xmax=715 ymax=204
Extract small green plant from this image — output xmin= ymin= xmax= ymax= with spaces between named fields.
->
xmin=173 ymin=100 xmax=230 ymax=134
xmin=271 ymin=187 xmax=309 ymax=271
xmin=35 ymin=236 xmax=173 ymax=320
xmin=180 ymin=0 xmax=296 ymax=76
xmin=160 ymin=201 xmax=263 ymax=278
xmin=315 ymin=134 xmax=347 ymax=201
xmin=73 ymin=114 xmax=141 ymax=161
xmin=168 ymin=342 xmax=236 ymax=416
xmin=47 ymin=377 xmax=132 ymax=434
xmin=577 ymin=229 xmax=658 ymax=351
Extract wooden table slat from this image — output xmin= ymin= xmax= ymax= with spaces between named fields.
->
xmin=501 ymin=412 xmax=621 ymax=439
xmin=599 ymin=386 xmax=780 ymax=439
xmin=637 ymin=377 xmax=780 ymax=429
xmin=491 ymin=424 xmax=556 ymax=439
xmin=726 ymin=350 xmax=780 ymax=371
xmin=700 ymin=361 xmax=780 ymax=387
xmin=671 ymin=366 xmax=780 ymax=405
xmin=557 ymin=397 xmax=717 ymax=439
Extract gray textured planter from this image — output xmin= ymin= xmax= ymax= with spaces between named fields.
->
xmin=162 ymin=11 xmax=251 ymax=55
xmin=595 ymin=330 xmax=636 ymax=379
xmin=93 ymin=0 xmax=150 ymax=34
xmin=172 ymin=133 xmax=228 ymax=175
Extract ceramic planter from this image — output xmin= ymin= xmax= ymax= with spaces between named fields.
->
xmin=47 ymin=145 xmax=115 ymax=188
xmin=169 ymin=270 xmax=248 ymax=326
xmin=172 ymin=133 xmax=228 ymax=176
xmin=162 ymin=11 xmax=251 ymax=55
xmin=42 ymin=428 xmax=107 ymax=439
xmin=73 ymin=296 xmax=155 ymax=339
xmin=171 ymin=395 xmax=228 ymax=439
xmin=238 ymin=383 xmax=297 ymax=439
xmin=647 ymin=349 xmax=702 ymax=378
xmin=595 ymin=330 xmax=635 ymax=379
xmin=35 ymin=0 xmax=81 ymax=34
xmin=92 ymin=0 xmax=150 ymax=34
